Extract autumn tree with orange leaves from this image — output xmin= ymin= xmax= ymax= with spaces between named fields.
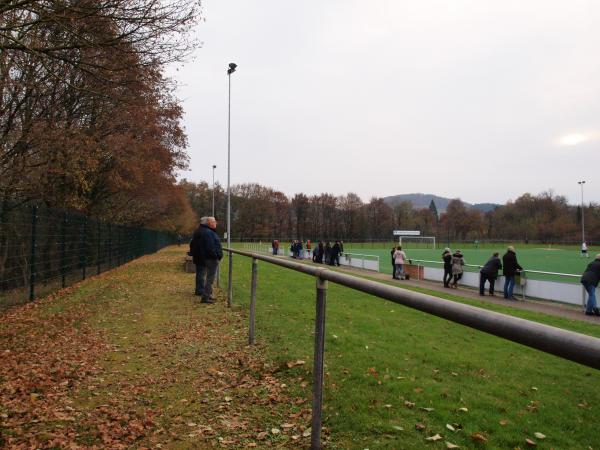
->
xmin=1 ymin=0 xmax=201 ymax=233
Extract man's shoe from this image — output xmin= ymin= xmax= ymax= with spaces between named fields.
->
xmin=585 ymin=311 xmax=595 ymax=316
xmin=200 ymin=298 xmax=214 ymax=304
xmin=593 ymin=307 xmax=600 ymax=316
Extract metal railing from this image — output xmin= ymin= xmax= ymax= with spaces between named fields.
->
xmin=223 ymin=248 xmax=600 ymax=449
xmin=410 ymin=259 xmax=582 ymax=279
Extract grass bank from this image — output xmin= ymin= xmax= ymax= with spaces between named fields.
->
xmin=0 ymin=247 xmax=310 ymax=448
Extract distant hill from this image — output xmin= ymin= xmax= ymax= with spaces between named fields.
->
xmin=382 ymin=193 xmax=500 ymax=213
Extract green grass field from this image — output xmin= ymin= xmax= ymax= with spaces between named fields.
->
xmin=227 ymin=252 xmax=600 ymax=449
xmin=344 ymin=243 xmax=593 ymax=283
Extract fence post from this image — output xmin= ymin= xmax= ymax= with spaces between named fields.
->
xmin=227 ymin=252 xmax=233 ymax=307
xmin=311 ymin=270 xmax=328 ymax=450
xmin=81 ymin=216 xmax=87 ymax=280
xmin=216 ymin=261 xmax=221 ymax=288
xmin=108 ymin=223 xmax=112 ymax=268
xmin=29 ymin=205 xmax=38 ymax=301
xmin=61 ymin=211 xmax=67 ymax=288
xmin=97 ymin=221 xmax=101 ymax=275
xmin=249 ymin=257 xmax=258 ymax=345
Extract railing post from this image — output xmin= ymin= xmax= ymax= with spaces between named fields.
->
xmin=29 ymin=205 xmax=38 ymax=301
xmin=311 ymin=270 xmax=328 ymax=450
xmin=227 ymin=251 xmax=233 ymax=307
xmin=249 ymin=257 xmax=258 ymax=345
xmin=60 ymin=211 xmax=67 ymax=288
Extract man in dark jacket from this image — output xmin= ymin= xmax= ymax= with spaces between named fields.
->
xmin=502 ymin=246 xmax=523 ymax=299
xmin=581 ymin=254 xmax=600 ymax=316
xmin=189 ymin=216 xmax=223 ymax=304
xmin=479 ymin=252 xmax=502 ymax=296
xmin=331 ymin=241 xmax=341 ymax=266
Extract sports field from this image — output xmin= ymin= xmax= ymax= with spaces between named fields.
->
xmin=344 ymin=243 xmax=594 ymax=283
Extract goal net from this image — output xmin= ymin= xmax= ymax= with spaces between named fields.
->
xmin=398 ymin=236 xmax=436 ymax=249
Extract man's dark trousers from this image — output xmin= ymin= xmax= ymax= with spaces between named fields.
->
xmin=195 ymin=259 xmax=219 ymax=301
xmin=479 ymin=272 xmax=496 ymax=295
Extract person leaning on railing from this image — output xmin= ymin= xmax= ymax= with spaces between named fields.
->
xmin=581 ymin=254 xmax=600 ymax=317
xmin=502 ymin=246 xmax=523 ymax=300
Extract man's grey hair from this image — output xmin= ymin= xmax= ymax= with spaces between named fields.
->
xmin=200 ymin=216 xmax=216 ymax=225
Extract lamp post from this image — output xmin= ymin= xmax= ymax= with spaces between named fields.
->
xmin=578 ymin=180 xmax=586 ymax=245
xmin=212 ymin=164 xmax=217 ymax=217
xmin=226 ymin=62 xmax=237 ymax=307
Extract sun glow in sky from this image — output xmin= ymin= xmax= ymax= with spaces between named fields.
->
xmin=559 ymin=134 xmax=589 ymax=146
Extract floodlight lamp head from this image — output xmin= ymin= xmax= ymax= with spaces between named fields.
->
xmin=213 ymin=164 xmax=217 ymax=169
xmin=227 ymin=63 xmax=237 ymax=74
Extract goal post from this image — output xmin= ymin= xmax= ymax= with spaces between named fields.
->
xmin=393 ymin=230 xmax=436 ymax=249
xmin=398 ymin=236 xmax=436 ymax=249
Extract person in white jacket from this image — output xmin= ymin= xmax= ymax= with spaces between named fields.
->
xmin=393 ymin=246 xmax=407 ymax=280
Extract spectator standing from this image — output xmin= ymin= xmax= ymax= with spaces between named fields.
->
xmin=272 ymin=239 xmax=279 ymax=255
xmin=390 ymin=246 xmax=397 ymax=279
xmin=393 ymin=246 xmax=407 ymax=280
xmin=315 ymin=241 xmax=324 ymax=263
xmin=502 ymin=246 xmax=523 ymax=299
xmin=479 ymin=252 xmax=502 ymax=296
xmin=442 ymin=247 xmax=453 ymax=287
xmin=451 ymin=250 xmax=465 ymax=288
xmin=330 ymin=241 xmax=341 ymax=266
xmin=581 ymin=255 xmax=600 ymax=316
xmin=324 ymin=242 xmax=332 ymax=264
xmin=189 ymin=216 xmax=223 ymax=304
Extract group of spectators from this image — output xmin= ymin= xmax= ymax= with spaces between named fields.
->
xmin=441 ymin=246 xmax=523 ymax=299
xmin=278 ymin=239 xmax=345 ymax=266
xmin=312 ymin=241 xmax=344 ymax=266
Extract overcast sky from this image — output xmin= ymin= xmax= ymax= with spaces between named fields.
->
xmin=167 ymin=0 xmax=600 ymax=205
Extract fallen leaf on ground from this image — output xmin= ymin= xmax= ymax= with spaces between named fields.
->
xmin=471 ymin=432 xmax=487 ymax=442
xmin=425 ymin=433 xmax=443 ymax=441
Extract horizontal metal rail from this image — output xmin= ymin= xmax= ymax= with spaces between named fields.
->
xmin=343 ymin=252 xmax=379 ymax=260
xmin=227 ymin=248 xmax=600 ymax=370
xmin=411 ymin=259 xmax=581 ymax=278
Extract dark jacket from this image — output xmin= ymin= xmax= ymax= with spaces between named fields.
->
xmin=502 ymin=250 xmax=523 ymax=277
xmin=480 ymin=256 xmax=502 ymax=278
xmin=581 ymin=260 xmax=600 ymax=287
xmin=442 ymin=251 xmax=452 ymax=268
xmin=189 ymin=224 xmax=223 ymax=264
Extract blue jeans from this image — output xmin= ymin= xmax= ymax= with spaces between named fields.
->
xmin=583 ymin=281 xmax=597 ymax=313
xmin=395 ymin=264 xmax=404 ymax=278
xmin=504 ymin=276 xmax=515 ymax=298
xmin=195 ymin=259 xmax=219 ymax=300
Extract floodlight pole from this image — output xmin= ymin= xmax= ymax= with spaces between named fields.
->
xmin=227 ymin=63 xmax=237 ymax=307
xmin=212 ymin=164 xmax=217 ymax=217
xmin=578 ymin=180 xmax=586 ymax=244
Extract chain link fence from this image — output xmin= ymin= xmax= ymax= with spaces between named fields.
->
xmin=0 ymin=203 xmax=175 ymax=311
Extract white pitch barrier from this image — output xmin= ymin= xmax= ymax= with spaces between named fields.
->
xmin=418 ymin=262 xmax=588 ymax=308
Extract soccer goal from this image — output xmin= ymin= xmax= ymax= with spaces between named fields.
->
xmin=398 ymin=236 xmax=437 ymax=249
